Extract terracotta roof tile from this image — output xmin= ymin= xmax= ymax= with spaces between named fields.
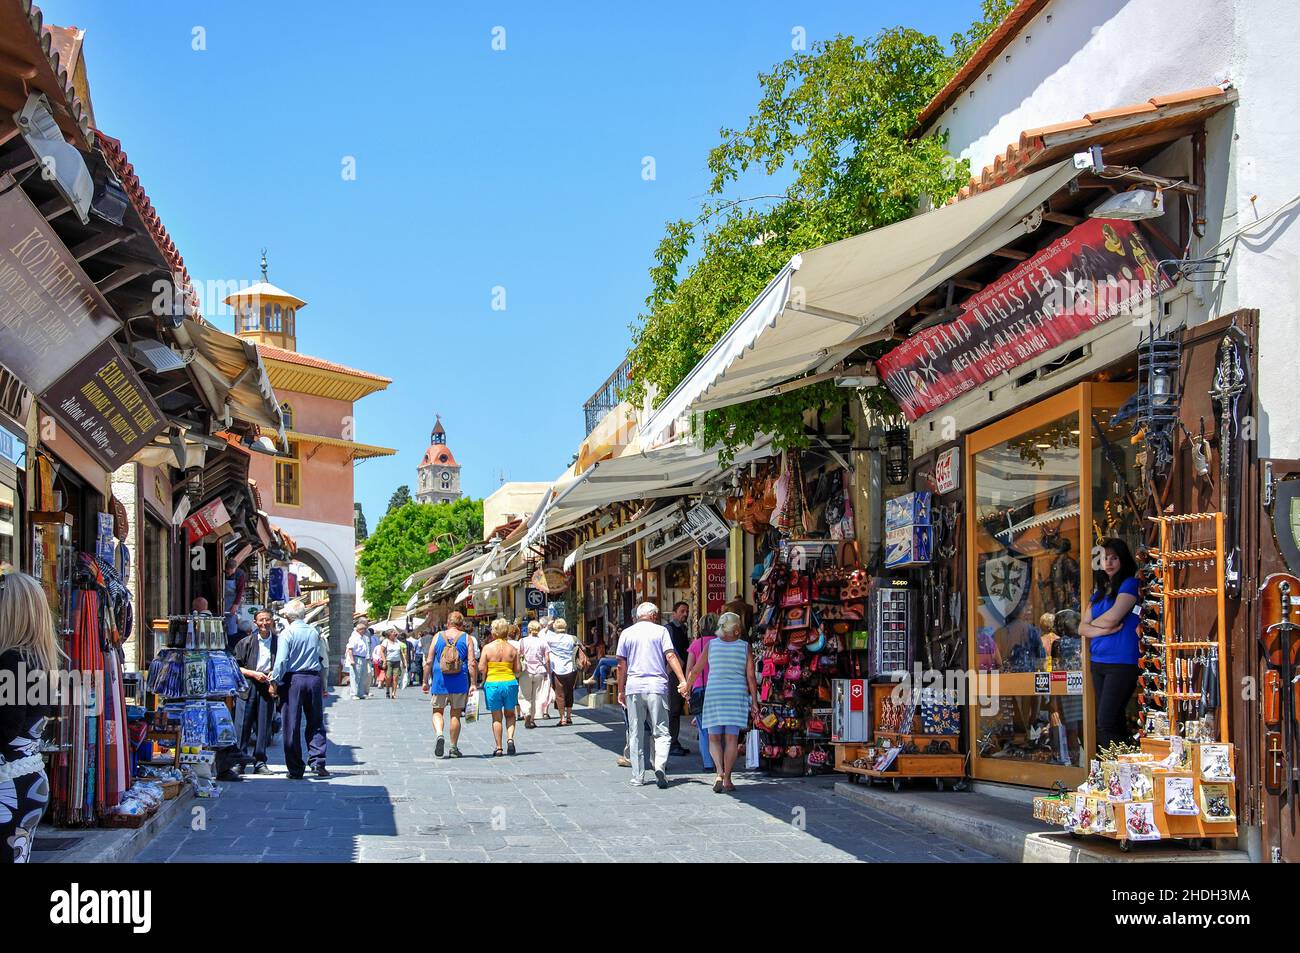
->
xmin=944 ymin=85 xmax=1233 ymax=206
xmin=256 ymin=343 xmax=392 ymax=384
xmin=1084 ymin=101 xmax=1159 ymax=123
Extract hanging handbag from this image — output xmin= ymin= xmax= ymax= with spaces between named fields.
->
xmin=781 ymin=571 xmax=810 ymax=608
xmin=760 ymin=657 xmax=777 ymax=678
xmin=807 ymin=747 xmax=829 ymax=767
xmin=781 ymin=605 xmax=810 ymax=632
xmin=785 ymin=662 xmax=803 ymax=681
xmin=843 ymin=569 xmax=871 ymax=602
xmin=806 ymin=716 xmax=827 ymax=735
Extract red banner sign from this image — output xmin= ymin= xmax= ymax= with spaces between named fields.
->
xmin=705 ymin=557 xmax=726 ymax=614
xmin=183 ymin=497 xmax=231 ymax=544
xmin=876 ymin=218 xmax=1169 ymax=421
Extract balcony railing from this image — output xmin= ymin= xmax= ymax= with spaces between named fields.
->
xmin=582 ymin=359 xmax=631 ymax=436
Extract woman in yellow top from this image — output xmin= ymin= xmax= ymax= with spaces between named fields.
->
xmin=480 ymin=618 xmax=522 ymax=756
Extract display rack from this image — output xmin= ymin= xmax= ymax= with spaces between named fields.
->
xmin=1035 ymin=512 xmax=1237 ymax=847
xmin=836 ymin=683 xmax=966 ymax=791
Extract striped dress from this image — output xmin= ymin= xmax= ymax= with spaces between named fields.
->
xmin=701 ymin=638 xmax=750 ymax=731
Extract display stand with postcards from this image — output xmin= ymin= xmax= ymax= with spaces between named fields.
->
xmin=835 ymin=681 xmax=967 ymax=790
xmin=1033 ymin=513 xmax=1238 ymax=849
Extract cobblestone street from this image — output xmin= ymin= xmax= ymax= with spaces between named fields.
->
xmin=137 ymin=686 xmax=997 ymax=863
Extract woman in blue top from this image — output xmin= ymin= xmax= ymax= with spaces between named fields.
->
xmin=1079 ymin=538 xmax=1140 ymax=749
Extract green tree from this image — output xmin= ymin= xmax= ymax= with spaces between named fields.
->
xmin=357 ymin=498 xmax=484 ymax=618
xmin=627 ymin=4 xmax=1014 ymax=461
xmin=386 ymin=484 xmax=412 ymax=514
xmin=353 ymin=502 xmax=368 ymax=545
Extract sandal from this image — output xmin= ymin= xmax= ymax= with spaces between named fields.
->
xmin=712 ymin=778 xmax=724 ymax=793
xmin=723 ymin=781 xmax=737 ymax=793
xmin=507 ymin=740 xmax=516 ymax=755
xmin=493 ymin=749 xmax=503 ymax=757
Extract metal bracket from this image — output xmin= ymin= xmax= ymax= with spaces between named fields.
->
xmin=1265 ymin=461 xmax=1276 ymax=510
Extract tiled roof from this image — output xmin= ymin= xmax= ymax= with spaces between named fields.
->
xmin=421 ymin=444 xmax=459 ymax=468
xmin=946 ymin=85 xmax=1234 ymax=205
xmin=256 ymin=343 xmax=392 ymax=383
xmin=915 ymin=0 xmax=1051 ymax=135
xmin=95 ymin=130 xmax=198 ymax=310
xmin=0 ymin=1 xmax=95 ymax=148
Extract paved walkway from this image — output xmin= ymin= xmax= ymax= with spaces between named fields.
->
xmin=137 ymin=684 xmax=997 ymax=863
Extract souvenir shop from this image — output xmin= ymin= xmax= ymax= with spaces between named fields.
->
xmin=735 ymin=437 xmax=873 ymax=777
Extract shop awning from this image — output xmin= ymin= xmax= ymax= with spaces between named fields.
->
xmin=639 ymin=160 xmax=1082 ymax=446
xmin=401 ymin=547 xmax=485 ymax=591
xmin=174 ymin=318 xmax=284 ymax=437
xmin=564 ymin=503 xmax=685 ymax=569
xmin=469 ymin=568 xmax=526 ymax=593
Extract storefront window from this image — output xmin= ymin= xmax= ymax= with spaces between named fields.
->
xmin=972 ymin=410 xmax=1083 ymax=774
xmin=0 ymin=480 xmax=17 ymax=571
xmin=966 ymin=382 xmax=1136 ymax=788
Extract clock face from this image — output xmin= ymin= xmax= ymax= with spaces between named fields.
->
xmin=441 ymin=471 xmax=451 ymax=481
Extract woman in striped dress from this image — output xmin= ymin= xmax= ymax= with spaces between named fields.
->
xmin=679 ymin=611 xmax=757 ymax=793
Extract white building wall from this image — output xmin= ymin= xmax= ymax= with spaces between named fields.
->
xmin=923 ymin=0 xmax=1300 ymax=457
xmin=265 ymin=515 xmax=356 ymax=598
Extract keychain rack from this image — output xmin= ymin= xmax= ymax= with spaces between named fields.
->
xmin=1148 ymin=512 xmax=1230 ymax=742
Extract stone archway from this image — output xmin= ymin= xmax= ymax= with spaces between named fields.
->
xmin=285 ymin=536 xmax=355 ymax=686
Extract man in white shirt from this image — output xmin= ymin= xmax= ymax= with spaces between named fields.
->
xmin=233 ymin=609 xmax=278 ymax=773
xmin=617 ymin=602 xmax=688 ymax=789
xmin=346 ymin=621 xmax=372 ymax=699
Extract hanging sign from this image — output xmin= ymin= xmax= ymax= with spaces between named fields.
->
xmin=931 ymin=447 xmax=960 ymax=494
xmin=530 ymin=567 xmax=568 ymax=594
xmin=41 ymin=339 xmax=167 ymax=470
xmin=877 ymin=219 xmax=1171 ymax=421
xmin=705 ymin=557 xmax=727 ymax=614
xmin=683 ymin=502 xmax=730 ymax=548
xmin=0 ymin=174 xmax=120 ymax=394
xmin=183 ymin=496 xmax=231 ymax=543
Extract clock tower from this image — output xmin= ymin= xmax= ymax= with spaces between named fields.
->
xmin=416 ymin=415 xmax=463 ymax=505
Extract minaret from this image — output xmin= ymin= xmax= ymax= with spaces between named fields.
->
xmin=225 ymin=250 xmax=307 ymax=351
xmin=416 ymin=414 xmax=463 ymax=504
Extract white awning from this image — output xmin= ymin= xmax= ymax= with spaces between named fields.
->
xmin=469 ymin=568 xmax=527 ymax=593
xmin=640 ymin=161 xmax=1081 ymax=446
xmin=566 ymin=503 xmax=686 ymax=567
xmin=401 ymin=548 xmax=485 ymax=591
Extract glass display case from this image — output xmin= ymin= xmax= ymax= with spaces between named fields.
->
xmin=965 ymin=382 xmax=1135 ymax=788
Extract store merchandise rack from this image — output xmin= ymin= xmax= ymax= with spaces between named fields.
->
xmin=835 ymin=682 xmax=966 ymax=791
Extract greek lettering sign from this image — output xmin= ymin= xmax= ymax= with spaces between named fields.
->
xmin=877 ymin=219 xmax=1170 ymax=421
xmin=0 ymin=174 xmax=119 ymax=394
xmin=41 ymin=340 xmax=166 ymax=471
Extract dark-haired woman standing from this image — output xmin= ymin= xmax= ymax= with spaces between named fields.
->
xmin=1079 ymin=538 xmax=1140 ymax=750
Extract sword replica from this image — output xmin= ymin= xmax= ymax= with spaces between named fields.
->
xmin=1210 ymin=326 xmax=1251 ymax=598
xmin=1260 ymin=574 xmax=1300 ymax=824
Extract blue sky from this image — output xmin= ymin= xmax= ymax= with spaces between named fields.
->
xmin=46 ymin=0 xmax=979 ymax=525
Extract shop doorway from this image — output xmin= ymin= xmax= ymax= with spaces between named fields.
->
xmin=965 ymin=381 xmax=1135 ymax=788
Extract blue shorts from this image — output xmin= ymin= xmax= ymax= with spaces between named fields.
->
xmin=484 ymin=680 xmax=519 ymax=713
xmin=706 ymin=724 xmax=743 ymax=736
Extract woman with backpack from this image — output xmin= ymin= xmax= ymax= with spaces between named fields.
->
xmin=423 ymin=612 xmax=477 ymax=758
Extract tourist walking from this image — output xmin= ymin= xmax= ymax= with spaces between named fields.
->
xmin=271 ymin=600 xmax=330 ymax=779
xmin=617 ymin=602 xmax=688 ymax=789
xmin=0 ymin=572 xmax=57 ymax=863
xmin=518 ymin=620 xmax=550 ymax=729
xmin=680 ymin=611 xmax=757 ymax=793
xmin=481 ymin=619 xmax=521 ymax=755
xmin=345 ymin=621 xmax=371 ymax=699
xmin=424 ymin=611 xmax=476 ymax=758
xmin=685 ymin=613 xmax=718 ymax=773
xmin=665 ymin=601 xmax=692 ymax=757
xmin=233 ymin=609 xmax=278 ymax=773
xmin=381 ymin=630 xmax=407 ymax=699
xmin=546 ymin=618 xmax=579 ymax=726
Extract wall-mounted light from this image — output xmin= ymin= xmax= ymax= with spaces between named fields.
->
xmin=884 ymin=427 xmax=910 ymax=486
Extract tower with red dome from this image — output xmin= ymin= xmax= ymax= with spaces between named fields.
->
xmin=416 ymin=415 xmax=463 ymax=504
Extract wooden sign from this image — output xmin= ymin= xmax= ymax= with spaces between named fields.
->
xmin=0 ymin=174 xmax=119 ymax=394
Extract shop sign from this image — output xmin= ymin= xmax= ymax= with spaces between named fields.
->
xmin=525 ymin=587 xmax=546 ymax=610
xmin=931 ymin=447 xmax=959 ymax=494
xmin=41 ymin=340 xmax=167 ymax=471
xmin=0 ymin=424 xmax=16 ymax=464
xmin=1066 ymin=671 xmax=1084 ymax=695
xmin=877 ymin=218 xmax=1171 ymax=421
xmin=706 ymin=557 xmax=726 ymax=614
xmin=644 ymin=519 xmax=691 ymax=564
xmin=183 ymin=496 xmax=231 ymax=544
xmin=530 ymin=567 xmax=568 ymax=594
xmin=0 ymin=174 xmax=120 ymax=394
xmin=682 ymin=502 xmax=729 ymax=547
xmin=1033 ymin=672 xmax=1051 ymax=695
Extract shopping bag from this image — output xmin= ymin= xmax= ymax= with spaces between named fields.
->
xmin=745 ymin=729 xmax=761 ymax=770
xmin=464 ymin=689 xmax=480 ymax=723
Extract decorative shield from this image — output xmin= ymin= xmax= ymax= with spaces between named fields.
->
xmin=1270 ymin=477 xmax=1300 ymax=576
xmin=979 ymin=551 xmax=1031 ymax=624
xmin=530 ymin=567 xmax=568 ymax=594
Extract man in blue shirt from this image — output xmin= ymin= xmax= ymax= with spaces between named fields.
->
xmin=272 ymin=599 xmax=330 ymax=779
